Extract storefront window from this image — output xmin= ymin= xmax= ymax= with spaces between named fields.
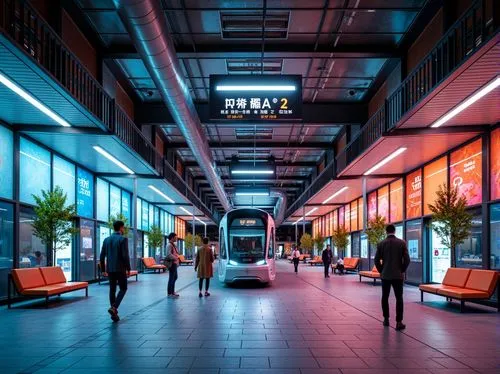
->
xmin=77 ymin=168 xmax=94 ymax=218
xmin=491 ymin=129 xmax=500 ymax=200
xmin=20 ymin=138 xmax=51 ymax=205
xmin=377 ymin=185 xmax=389 ymax=222
xmin=122 ymin=191 xmax=131 ymax=224
xmin=491 ymin=204 xmax=500 ymax=269
xmin=80 ymin=219 xmax=95 ymax=281
xmin=351 ymin=232 xmax=360 ymax=257
xmin=430 ymin=221 xmax=451 ymax=283
xmin=456 ymin=213 xmax=482 ymax=268
xmin=52 ymin=155 xmax=75 ymax=207
xmin=97 ymin=224 xmax=110 ymax=260
xmin=368 ymin=192 xmax=377 ymax=221
xmin=0 ymin=201 xmax=14 ymax=299
xmin=423 ymin=156 xmax=447 ymax=215
xmin=19 ymin=207 xmax=46 ymax=268
xmin=55 ymin=225 xmax=73 ymax=281
xmin=96 ymin=178 xmax=109 ymax=222
xmin=109 ymin=184 xmax=121 ymax=217
xmin=0 ymin=126 xmax=14 ymax=199
xmin=136 ymin=198 xmax=142 ymax=230
xmin=360 ymin=234 xmax=368 ymax=258
xmin=350 ymin=200 xmax=358 ymax=232
xmin=389 ymin=179 xmax=403 ymax=223
xmin=406 ymin=220 xmax=423 ymax=284
xmin=406 ymin=169 xmax=422 ymax=219
xmin=450 ymin=139 xmax=482 ymax=206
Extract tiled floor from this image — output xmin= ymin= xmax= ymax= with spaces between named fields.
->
xmin=0 ymin=261 xmax=499 ymax=374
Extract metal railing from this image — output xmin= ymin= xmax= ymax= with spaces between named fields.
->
xmin=0 ymin=0 xmax=218 ymax=223
xmin=336 ymin=0 xmax=498 ymax=175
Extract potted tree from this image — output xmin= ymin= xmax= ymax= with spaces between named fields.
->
xmin=184 ymin=233 xmax=202 ymax=259
xmin=427 ymin=183 xmax=472 ymax=268
xmin=313 ymin=235 xmax=326 ymax=256
xmin=366 ymin=214 xmax=387 ymax=250
xmin=300 ymin=233 xmax=314 ymax=258
xmin=32 ymin=187 xmax=78 ymax=266
xmin=108 ymin=213 xmax=130 ymax=236
xmin=331 ymin=226 xmax=349 ymax=258
xmin=148 ymin=225 xmax=164 ymax=261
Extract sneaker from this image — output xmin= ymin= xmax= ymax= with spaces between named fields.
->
xmin=205 ymin=291 xmax=210 ymax=297
xmin=172 ymin=293 xmax=180 ymax=297
xmin=111 ymin=314 xmax=120 ymax=322
xmin=108 ymin=307 xmax=119 ymax=322
xmin=383 ymin=319 xmax=389 ymax=327
xmin=396 ymin=322 xmax=406 ymax=331
xmin=199 ymin=292 xmax=203 ymax=298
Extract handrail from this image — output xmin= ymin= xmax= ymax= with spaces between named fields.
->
xmin=336 ymin=0 xmax=498 ymax=176
xmin=0 ymin=0 xmax=218 ymax=223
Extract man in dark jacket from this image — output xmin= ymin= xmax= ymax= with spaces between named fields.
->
xmin=321 ymin=244 xmax=333 ymax=278
xmin=100 ymin=220 xmax=131 ymax=322
xmin=374 ymin=224 xmax=410 ymax=330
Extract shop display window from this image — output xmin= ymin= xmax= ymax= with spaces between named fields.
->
xmin=456 ymin=212 xmax=482 ymax=268
xmin=76 ymin=168 xmax=94 ymax=218
xmin=122 ymin=191 xmax=131 ymax=224
xmin=351 ymin=200 xmax=358 ymax=232
xmin=491 ymin=129 xmax=500 ymax=200
xmin=491 ymin=204 xmax=500 ymax=269
xmin=19 ymin=207 xmax=46 ymax=268
xmin=96 ymin=178 xmax=109 ymax=222
xmin=389 ymin=179 xmax=403 ymax=223
xmin=109 ymin=184 xmax=121 ymax=217
xmin=0 ymin=201 xmax=14 ymax=299
xmin=136 ymin=198 xmax=142 ymax=231
xmin=20 ymin=138 xmax=50 ymax=205
xmin=52 ymin=155 xmax=75 ymax=207
xmin=358 ymin=198 xmax=364 ymax=230
xmin=344 ymin=205 xmax=350 ymax=232
xmin=0 ymin=126 xmax=13 ymax=199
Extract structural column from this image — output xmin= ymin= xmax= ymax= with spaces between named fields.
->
xmin=362 ymin=176 xmax=368 ymax=231
xmin=132 ymin=177 xmax=138 ymax=269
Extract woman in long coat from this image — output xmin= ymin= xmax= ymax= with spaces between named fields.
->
xmin=195 ymin=237 xmax=215 ymax=297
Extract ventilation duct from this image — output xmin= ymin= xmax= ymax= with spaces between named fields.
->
xmin=113 ymin=0 xmax=231 ymax=212
xmin=270 ymin=189 xmax=287 ymax=226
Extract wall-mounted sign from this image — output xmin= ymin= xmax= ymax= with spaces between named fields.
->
xmin=77 ymin=168 xmax=94 ymax=218
xmin=210 ymin=75 xmax=302 ymax=121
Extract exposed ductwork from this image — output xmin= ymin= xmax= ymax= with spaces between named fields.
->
xmin=270 ymin=189 xmax=287 ymax=226
xmin=113 ymin=0 xmax=231 ymax=212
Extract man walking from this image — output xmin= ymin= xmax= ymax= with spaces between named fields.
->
xmin=374 ymin=224 xmax=410 ymax=330
xmin=100 ymin=220 xmax=131 ymax=322
xmin=322 ymin=244 xmax=333 ymax=278
xmin=292 ymin=245 xmax=300 ymax=274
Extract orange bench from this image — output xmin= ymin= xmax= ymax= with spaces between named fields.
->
xmin=142 ymin=257 xmax=166 ymax=273
xmin=359 ymin=266 xmax=380 ymax=284
xmin=97 ymin=263 xmax=138 ymax=284
xmin=8 ymin=267 xmax=88 ymax=308
xmin=309 ymin=256 xmax=323 ymax=266
xmin=332 ymin=257 xmax=360 ymax=274
xmin=419 ymin=268 xmax=499 ymax=312
xmin=178 ymin=255 xmax=193 ymax=266
xmin=288 ymin=254 xmax=310 ymax=263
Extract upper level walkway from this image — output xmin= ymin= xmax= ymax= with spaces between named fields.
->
xmin=1 ymin=261 xmax=498 ymax=373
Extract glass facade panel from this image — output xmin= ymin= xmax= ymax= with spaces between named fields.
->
xmin=351 ymin=200 xmax=358 ymax=232
xmin=0 ymin=202 xmax=14 ymax=299
xmin=0 ymin=125 xmax=14 ymax=199
xmin=423 ymin=156 xmax=448 ymax=215
xmin=390 ymin=179 xmax=403 ymax=223
xmin=351 ymin=232 xmax=360 ymax=257
xmin=122 ymin=190 xmax=131 ymax=224
xmin=76 ymin=168 xmax=94 ymax=218
xmin=406 ymin=169 xmax=422 ymax=219
xmin=361 ymin=234 xmax=368 ymax=258
xmin=491 ymin=129 xmax=500 ymax=200
xmin=456 ymin=213 xmax=482 ymax=268
xmin=405 ymin=219 xmax=422 ymax=284
xmin=377 ymin=185 xmax=389 ymax=222
xmin=491 ymin=204 xmax=500 ymax=269
xmin=450 ymin=139 xmax=482 ymax=206
xmin=368 ymin=192 xmax=377 ymax=221
xmin=19 ymin=207 xmax=47 ymax=268
xmin=96 ymin=178 xmax=109 ymax=222
xmin=430 ymin=221 xmax=451 ymax=283
xmin=19 ymin=138 xmax=51 ymax=205
xmin=109 ymin=184 xmax=121 ymax=217
xmin=358 ymin=198 xmax=364 ymax=230
xmin=97 ymin=224 xmax=110 ymax=259
xmin=52 ymin=155 xmax=75 ymax=207
xmin=136 ymin=198 xmax=142 ymax=231
xmin=142 ymin=201 xmax=149 ymax=230
xmin=80 ymin=219 xmax=95 ymax=281
xmin=344 ymin=205 xmax=350 ymax=232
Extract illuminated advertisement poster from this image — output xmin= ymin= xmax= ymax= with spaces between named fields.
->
xmin=344 ymin=205 xmax=350 ymax=232
xmin=377 ymin=185 xmax=389 ymax=222
xmin=142 ymin=201 xmax=149 ymax=230
xmin=325 ymin=214 xmax=331 ymax=237
xmin=358 ymin=198 xmax=364 ymax=230
xmin=389 ymin=179 xmax=403 ymax=223
xmin=0 ymin=126 xmax=13 ymax=199
xmin=431 ymin=222 xmax=450 ymax=283
xmin=361 ymin=234 xmax=368 ymax=258
xmin=122 ymin=191 xmax=131 ymax=223
xmin=491 ymin=129 xmax=500 ymax=200
xmin=339 ymin=206 xmax=345 ymax=229
xmin=408 ymin=239 xmax=419 ymax=260
xmin=406 ymin=169 xmax=422 ymax=219
xmin=368 ymin=191 xmax=377 ymax=221
xmin=395 ymin=224 xmax=403 ymax=240
xmin=110 ymin=185 xmax=121 ymax=217
xmin=333 ymin=210 xmax=338 ymax=231
xmin=76 ymin=168 xmax=94 ymax=218
xmin=424 ymin=156 xmax=448 ymax=215
xmin=350 ymin=200 xmax=358 ymax=232
xmin=450 ymin=139 xmax=482 ymax=205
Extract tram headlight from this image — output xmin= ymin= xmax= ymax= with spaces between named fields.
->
xmin=256 ymin=260 xmax=266 ymax=265
xmin=228 ymin=260 xmax=238 ymax=266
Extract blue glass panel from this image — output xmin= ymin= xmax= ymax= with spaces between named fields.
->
xmin=136 ymin=198 xmax=142 ymax=231
xmin=154 ymin=207 xmax=160 ymax=227
xmin=52 ymin=156 xmax=75 ymax=207
xmin=149 ymin=206 xmax=154 ymax=230
xmin=0 ymin=126 xmax=13 ymax=199
xmin=122 ymin=190 xmax=131 ymax=224
xmin=142 ymin=201 xmax=149 ymax=230
xmin=19 ymin=138 xmax=50 ymax=205
xmin=96 ymin=178 xmax=109 ymax=222
xmin=110 ymin=184 xmax=121 ymax=217
xmin=76 ymin=168 xmax=94 ymax=218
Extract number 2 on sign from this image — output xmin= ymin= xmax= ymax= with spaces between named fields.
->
xmin=280 ymin=98 xmax=288 ymax=109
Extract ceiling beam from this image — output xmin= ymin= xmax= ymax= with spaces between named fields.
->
xmin=383 ymin=125 xmax=489 ymax=137
xmin=95 ymin=173 xmax=162 ymax=179
xmin=194 ymin=175 xmax=308 ymax=181
xmin=170 ymin=141 xmax=332 ymax=150
xmin=14 ymin=125 xmax=106 ymax=135
xmin=185 ymin=160 xmax=318 ymax=167
xmin=137 ymin=102 xmax=367 ymax=125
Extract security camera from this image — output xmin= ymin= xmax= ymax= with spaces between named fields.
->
xmin=146 ymin=90 xmax=154 ymax=97
xmin=348 ymin=89 xmax=356 ymax=97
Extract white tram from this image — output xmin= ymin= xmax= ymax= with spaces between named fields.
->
xmin=218 ymin=208 xmax=276 ymax=284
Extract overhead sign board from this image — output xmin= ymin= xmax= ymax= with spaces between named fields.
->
xmin=209 ymin=75 xmax=302 ymax=121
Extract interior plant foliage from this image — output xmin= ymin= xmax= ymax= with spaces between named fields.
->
xmin=184 ymin=233 xmax=202 ymax=259
xmin=313 ymin=235 xmax=326 ymax=255
xmin=148 ymin=225 xmax=164 ymax=256
xmin=300 ymin=233 xmax=314 ymax=254
xmin=31 ymin=187 xmax=78 ymax=266
xmin=108 ymin=212 xmax=130 ymax=236
xmin=331 ymin=226 xmax=349 ymax=258
xmin=366 ymin=215 xmax=387 ymax=248
xmin=427 ymin=183 xmax=472 ymax=268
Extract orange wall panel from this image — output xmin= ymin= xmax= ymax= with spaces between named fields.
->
xmin=344 ymin=205 xmax=351 ymax=232
xmin=350 ymin=200 xmax=358 ymax=232
xmin=377 ymin=185 xmax=389 ymax=222
xmin=423 ymin=156 xmax=448 ymax=215
xmin=491 ymin=129 xmax=500 ymax=200
xmin=406 ymin=169 xmax=422 ymax=219
xmin=368 ymin=191 xmax=377 ymax=221
xmin=390 ymin=179 xmax=403 ymax=223
xmin=450 ymin=139 xmax=482 ymax=206
xmin=358 ymin=198 xmax=364 ymax=230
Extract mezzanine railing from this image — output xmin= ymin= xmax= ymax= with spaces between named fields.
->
xmin=0 ymin=0 xmax=218 ymax=223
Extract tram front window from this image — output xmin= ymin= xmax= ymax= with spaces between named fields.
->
xmin=230 ymin=236 xmax=265 ymax=264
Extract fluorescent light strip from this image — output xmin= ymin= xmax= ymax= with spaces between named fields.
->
xmin=93 ymin=146 xmax=134 ymax=174
xmin=148 ymin=185 xmax=174 ymax=203
xmin=216 ymin=85 xmax=296 ymax=92
xmin=431 ymin=76 xmax=500 ymax=128
xmin=364 ymin=147 xmax=407 ymax=176
xmin=20 ymin=151 xmax=51 ymax=168
xmin=179 ymin=206 xmax=206 ymax=225
xmin=322 ymin=186 xmax=348 ymax=205
xmin=0 ymin=73 xmax=71 ymax=127
xmin=294 ymin=207 xmax=318 ymax=224
xmin=235 ymin=192 xmax=269 ymax=196
xmin=231 ymin=170 xmax=274 ymax=175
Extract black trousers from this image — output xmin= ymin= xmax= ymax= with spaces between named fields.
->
xmin=381 ymin=279 xmax=404 ymax=322
xmin=199 ymin=278 xmax=210 ymax=291
xmin=324 ymin=262 xmax=330 ymax=277
xmin=293 ymin=258 xmax=299 ymax=273
xmin=108 ymin=271 xmax=128 ymax=309
xmin=168 ymin=264 xmax=178 ymax=295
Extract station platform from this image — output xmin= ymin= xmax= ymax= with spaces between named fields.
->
xmin=1 ymin=261 xmax=498 ymax=374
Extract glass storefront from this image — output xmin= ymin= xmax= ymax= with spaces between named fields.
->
xmin=430 ymin=221 xmax=451 ymax=283
xmin=456 ymin=213 xmax=482 ymax=268
xmin=0 ymin=201 xmax=14 ymax=298
xmin=406 ymin=220 xmax=422 ymax=284
xmin=55 ymin=230 xmax=73 ymax=281
xmin=491 ymin=204 xmax=500 ymax=269
xmin=80 ymin=219 xmax=95 ymax=281
xmin=19 ymin=207 xmax=47 ymax=268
